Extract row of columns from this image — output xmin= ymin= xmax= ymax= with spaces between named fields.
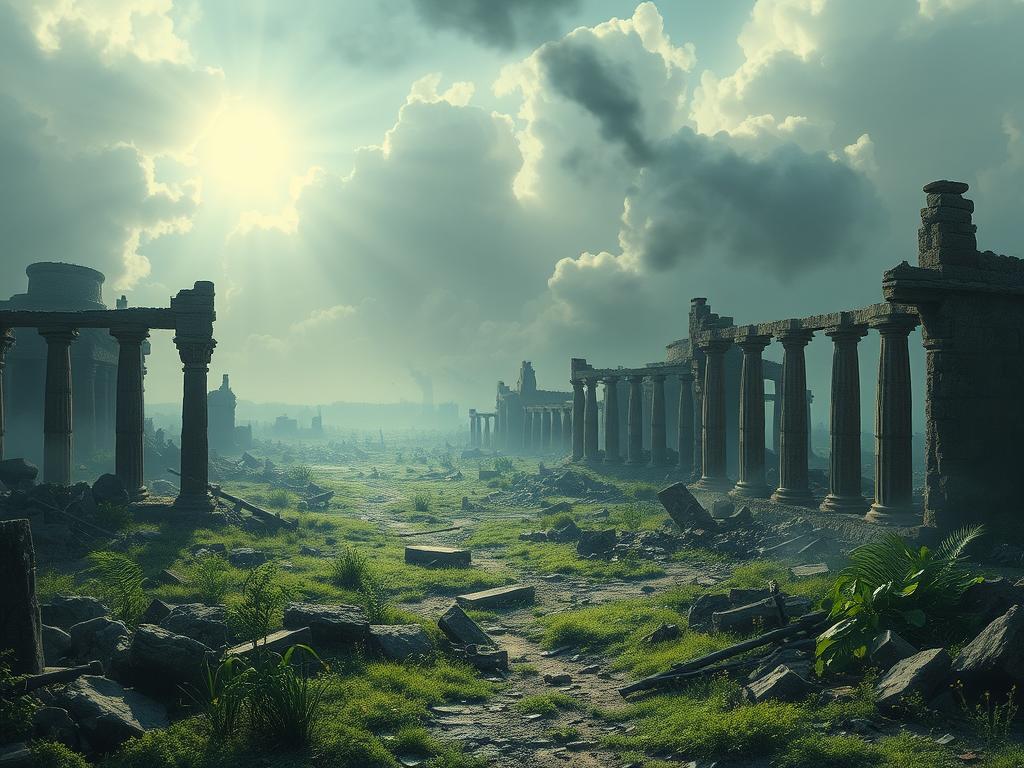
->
xmin=468 ymin=411 xmax=494 ymax=448
xmin=697 ymin=317 xmax=917 ymax=521
xmin=0 ymin=323 xmax=215 ymax=513
xmin=521 ymin=405 xmax=572 ymax=453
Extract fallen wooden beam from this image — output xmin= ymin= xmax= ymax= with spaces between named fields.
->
xmin=167 ymin=469 xmax=297 ymax=530
xmin=397 ymin=525 xmax=462 ymax=537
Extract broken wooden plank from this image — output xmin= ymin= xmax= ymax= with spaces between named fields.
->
xmin=397 ymin=525 xmax=462 ymax=538
xmin=405 ymin=545 xmax=471 ymax=568
xmin=226 ymin=627 xmax=312 ymax=658
xmin=456 ymin=584 xmax=535 ymax=609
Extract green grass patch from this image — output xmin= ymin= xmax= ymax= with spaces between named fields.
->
xmin=514 ymin=693 xmax=584 ymax=718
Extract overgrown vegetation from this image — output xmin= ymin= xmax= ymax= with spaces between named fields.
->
xmin=87 ymin=551 xmax=148 ymax=625
xmin=189 ymin=555 xmax=234 ymax=605
xmin=0 ymin=651 xmax=36 ymax=743
xmin=228 ymin=563 xmax=294 ymax=648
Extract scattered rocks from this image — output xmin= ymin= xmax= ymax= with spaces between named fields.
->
xmin=283 ymin=602 xmax=370 ymax=644
xmin=875 ymin=648 xmax=951 ymax=712
xmin=122 ymin=624 xmax=214 ymax=693
xmin=41 ymin=624 xmax=72 ymax=664
xmin=160 ymin=604 xmax=229 ymax=650
xmin=40 ymin=596 xmax=108 ymax=630
xmin=370 ymin=624 xmax=433 ymax=661
xmin=139 ymin=599 xmax=173 ymax=626
xmin=544 ymin=673 xmax=572 ymax=686
xmin=228 ymin=548 xmax=267 ymax=568
xmin=952 ymin=604 xmax=1024 ymax=690
xmin=68 ymin=617 xmax=130 ymax=667
xmin=576 ymin=529 xmax=616 ymax=557
xmin=91 ymin=474 xmax=129 ymax=507
xmin=687 ymin=594 xmax=732 ymax=633
xmin=746 ymin=664 xmax=816 ymax=703
xmin=57 ymin=675 xmax=168 ymax=754
xmin=546 ymin=519 xmax=581 ymax=543
xmin=32 ymin=706 xmax=80 ymax=749
xmin=869 ymin=630 xmax=917 ymax=672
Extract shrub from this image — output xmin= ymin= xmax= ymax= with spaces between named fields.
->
xmin=185 ymin=656 xmax=251 ymax=739
xmin=265 ymin=489 xmax=291 ymax=509
xmin=28 ymin=741 xmax=89 ymax=768
xmin=359 ymin=575 xmax=393 ymax=624
xmin=817 ymin=525 xmax=985 ymax=673
xmin=0 ymin=651 xmax=37 ymax=743
xmin=189 ymin=555 xmax=233 ymax=605
xmin=228 ymin=563 xmax=293 ymax=649
xmin=87 ymin=551 xmax=147 ymax=625
xmin=330 ymin=546 xmax=371 ymax=590
xmin=248 ymin=646 xmax=327 ymax=748
xmin=286 ymin=464 xmax=314 ymax=486
xmin=412 ymin=493 xmax=431 ymax=513
xmin=95 ymin=501 xmax=132 ymax=532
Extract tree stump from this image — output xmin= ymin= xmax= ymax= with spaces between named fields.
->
xmin=0 ymin=519 xmax=44 ymax=674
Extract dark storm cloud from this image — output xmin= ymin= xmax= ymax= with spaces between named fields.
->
xmin=410 ymin=0 xmax=579 ymax=50
xmin=538 ymin=39 xmax=654 ymax=164
xmin=622 ymin=130 xmax=884 ymax=274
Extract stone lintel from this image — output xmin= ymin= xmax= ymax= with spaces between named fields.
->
xmin=582 ymin=363 xmax=690 ymax=379
xmin=0 ymin=308 xmax=177 ymax=330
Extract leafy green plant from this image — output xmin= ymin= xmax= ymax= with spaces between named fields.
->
xmin=359 ymin=575 xmax=393 ymax=624
xmin=87 ymin=551 xmax=148 ymax=625
xmin=330 ymin=546 xmax=371 ymax=590
xmin=189 ymin=555 xmax=233 ymax=604
xmin=27 ymin=741 xmax=89 ymax=768
xmin=412 ymin=492 xmax=431 ymax=513
xmin=186 ymin=655 xmax=252 ymax=738
xmin=248 ymin=645 xmax=327 ymax=748
xmin=816 ymin=525 xmax=985 ymax=672
xmin=955 ymin=682 xmax=1018 ymax=747
xmin=228 ymin=563 xmax=293 ymax=649
xmin=618 ymin=503 xmax=645 ymax=531
xmin=0 ymin=651 xmax=37 ymax=743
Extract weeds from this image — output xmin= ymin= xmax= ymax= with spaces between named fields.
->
xmin=86 ymin=551 xmax=147 ymax=625
xmin=955 ymin=682 xmax=1018 ymax=747
xmin=359 ymin=575 xmax=393 ymax=624
xmin=189 ymin=555 xmax=233 ymax=604
xmin=412 ymin=492 xmax=431 ymax=513
xmin=330 ymin=546 xmax=371 ymax=590
xmin=228 ymin=563 xmax=293 ymax=648
xmin=248 ymin=646 xmax=327 ymax=748
xmin=0 ymin=651 xmax=36 ymax=742
xmin=287 ymin=465 xmax=315 ymax=486
xmin=266 ymin=489 xmax=292 ymax=509
xmin=186 ymin=656 xmax=251 ymax=739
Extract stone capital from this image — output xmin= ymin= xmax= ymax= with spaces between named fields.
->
xmin=869 ymin=315 xmax=918 ymax=337
xmin=174 ymin=335 xmax=216 ymax=368
xmin=734 ymin=333 xmax=771 ymax=353
xmin=824 ymin=323 xmax=869 ymax=342
xmin=109 ymin=325 xmax=151 ymax=345
xmin=38 ymin=326 xmax=79 ymax=344
xmin=698 ymin=337 xmax=733 ymax=354
xmin=774 ymin=327 xmax=814 ymax=347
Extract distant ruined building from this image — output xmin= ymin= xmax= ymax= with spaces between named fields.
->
xmin=207 ymin=374 xmax=252 ymax=454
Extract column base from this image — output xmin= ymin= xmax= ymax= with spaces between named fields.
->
xmin=864 ymin=502 xmax=920 ymax=525
xmin=819 ymin=494 xmax=868 ymax=515
xmin=730 ymin=481 xmax=771 ymax=499
xmin=696 ymin=475 xmax=733 ymax=492
xmin=771 ymin=487 xmax=816 ymax=506
xmin=129 ymin=486 xmax=149 ymax=503
xmin=173 ymin=492 xmax=215 ymax=514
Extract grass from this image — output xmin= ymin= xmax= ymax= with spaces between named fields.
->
xmin=514 ymin=693 xmax=584 ymax=718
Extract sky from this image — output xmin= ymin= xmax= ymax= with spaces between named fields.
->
xmin=2 ymin=0 xmax=1023 ymax=430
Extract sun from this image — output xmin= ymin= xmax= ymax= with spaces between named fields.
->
xmin=197 ymin=98 xmax=293 ymax=200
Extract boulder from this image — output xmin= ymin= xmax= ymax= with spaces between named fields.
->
xmin=952 ymin=604 xmax=1024 ymax=690
xmin=139 ymin=599 xmax=174 ymax=626
xmin=869 ymin=630 xmax=917 ymax=671
xmin=746 ymin=664 xmax=816 ymax=703
xmin=962 ymin=579 xmax=1024 ymax=627
xmin=547 ymin=519 xmax=582 ymax=543
xmin=369 ymin=624 xmax=433 ymax=661
xmin=91 ymin=474 xmax=129 ymax=508
xmin=283 ymin=602 xmax=369 ymax=645
xmin=438 ymin=603 xmax=493 ymax=648
xmin=576 ymin=529 xmax=617 ymax=557
xmin=160 ymin=604 xmax=229 ymax=649
xmin=122 ymin=624 xmax=214 ymax=693
xmin=57 ymin=675 xmax=167 ymax=754
xmin=68 ymin=616 xmax=129 ymax=666
xmin=657 ymin=483 xmax=716 ymax=530
xmin=875 ymin=648 xmax=951 ymax=712
xmin=228 ymin=548 xmax=267 ymax=568
xmin=41 ymin=624 xmax=72 ymax=664
xmin=40 ymin=596 xmax=108 ymax=630
xmin=710 ymin=499 xmax=735 ymax=520
xmin=0 ymin=458 xmax=38 ymax=486
xmin=687 ymin=594 xmax=732 ymax=633
xmin=32 ymin=706 xmax=79 ymax=749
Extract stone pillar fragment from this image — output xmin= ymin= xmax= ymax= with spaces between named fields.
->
xmin=603 ymin=376 xmax=621 ymax=463
xmin=676 ymin=370 xmax=694 ymax=476
xmin=626 ymin=375 xmax=644 ymax=464
xmin=110 ymin=327 xmax=148 ymax=499
xmin=533 ymin=408 xmax=543 ymax=452
xmin=571 ymin=380 xmax=585 ymax=460
xmin=521 ymin=410 xmax=532 ymax=452
xmin=41 ymin=327 xmax=78 ymax=486
xmin=649 ymin=374 xmax=667 ymax=467
xmin=551 ymin=408 xmax=562 ymax=452
xmin=820 ymin=324 xmax=869 ymax=514
xmin=483 ymin=415 xmax=491 ymax=449
xmin=867 ymin=317 xmax=918 ymax=523
xmin=697 ymin=341 xmax=731 ymax=489
xmin=0 ymin=329 xmax=13 ymax=461
xmin=772 ymin=327 xmax=815 ymax=506
xmin=562 ymin=405 xmax=572 ymax=453
xmin=0 ymin=520 xmax=44 ymax=674
xmin=541 ymin=409 xmax=552 ymax=451
xmin=583 ymin=377 xmax=599 ymax=461
xmin=733 ymin=334 xmax=771 ymax=497
xmin=174 ymin=334 xmax=216 ymax=513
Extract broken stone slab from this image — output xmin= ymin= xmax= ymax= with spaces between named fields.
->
xmin=160 ymin=604 xmax=229 ymax=650
xmin=156 ymin=568 xmax=186 ymax=585
xmin=404 ymin=545 xmax=472 ymax=568
xmin=952 ymin=604 xmax=1024 ymax=690
xmin=227 ymin=626 xmax=313 ymax=659
xmin=57 ymin=675 xmax=168 ymax=754
xmin=875 ymin=648 xmax=951 ymax=712
xmin=461 ymin=645 xmax=508 ymax=672
xmin=710 ymin=499 xmax=735 ymax=520
xmin=576 ymin=529 xmax=616 ymax=557
xmin=869 ymin=630 xmax=917 ymax=672
xmin=68 ymin=616 xmax=129 ymax=667
xmin=139 ymin=599 xmax=173 ymax=626
xmin=657 ymin=483 xmax=716 ymax=530
xmin=121 ymin=624 xmax=215 ymax=693
xmin=712 ymin=598 xmax=786 ymax=634
xmin=40 ymin=597 xmax=109 ymax=631
xmin=283 ymin=602 xmax=370 ymax=645
xmin=790 ymin=563 xmax=830 ymax=579
xmin=438 ymin=603 xmax=494 ymax=648
xmin=749 ymin=647 xmax=813 ymax=682
xmin=746 ymin=664 xmax=816 ymax=703
xmin=228 ymin=547 xmax=268 ymax=568
xmin=41 ymin=624 xmax=72 ymax=664
xmin=547 ymin=518 xmax=581 ymax=543
xmin=457 ymin=584 xmax=535 ymax=610
xmin=0 ymin=519 xmax=44 ymax=675
xmin=369 ymin=624 xmax=433 ymax=661
xmin=687 ymin=594 xmax=732 ymax=633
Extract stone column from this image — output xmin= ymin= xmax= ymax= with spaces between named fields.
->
xmin=521 ymin=410 xmax=531 ymax=452
xmin=583 ymin=377 xmax=599 ymax=461
xmin=533 ymin=408 xmax=543 ymax=452
xmin=603 ymin=376 xmax=621 ymax=463
xmin=771 ymin=327 xmax=815 ymax=506
xmin=483 ymin=415 xmax=491 ymax=448
xmin=174 ymin=335 xmax=216 ymax=513
xmin=771 ymin=378 xmax=782 ymax=456
xmin=733 ymin=334 xmax=771 ymax=498
xmin=820 ymin=325 xmax=869 ymax=514
xmin=40 ymin=327 xmax=78 ymax=486
xmin=692 ymin=356 xmax=706 ymax=475
xmin=0 ymin=329 xmax=13 ymax=461
xmin=562 ymin=405 xmax=572 ymax=453
xmin=676 ymin=370 xmax=695 ymax=476
xmin=110 ymin=327 xmax=148 ymax=499
xmin=697 ymin=340 xmax=731 ymax=489
xmin=76 ymin=359 xmax=97 ymax=463
xmin=866 ymin=317 xmax=917 ymax=523
xmin=571 ymin=380 xmax=585 ymax=460
xmin=626 ymin=375 xmax=644 ymax=464
xmin=551 ymin=407 xmax=563 ymax=453
xmin=541 ymin=409 xmax=552 ymax=451
xmin=649 ymin=373 xmax=667 ymax=467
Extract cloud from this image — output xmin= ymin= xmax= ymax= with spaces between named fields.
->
xmin=410 ymin=0 xmax=580 ymax=50
xmin=289 ymin=304 xmax=357 ymax=334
